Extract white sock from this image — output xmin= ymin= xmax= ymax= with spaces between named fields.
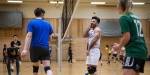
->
xmin=85 ymin=70 xmax=88 ymax=74
xmin=47 ymin=70 xmax=53 ymax=75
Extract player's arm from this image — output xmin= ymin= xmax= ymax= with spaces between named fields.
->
xmin=89 ymin=28 xmax=101 ymax=50
xmin=49 ymin=35 xmax=53 ymax=47
xmin=17 ymin=41 xmax=22 ymax=48
xmin=49 ymin=24 xmax=54 ymax=44
xmin=113 ymin=16 xmax=130 ymax=51
xmin=119 ymin=32 xmax=130 ymax=48
xmin=14 ymin=41 xmax=21 ymax=48
xmin=118 ymin=16 xmax=131 ymax=49
xmin=23 ymin=32 xmax=32 ymax=52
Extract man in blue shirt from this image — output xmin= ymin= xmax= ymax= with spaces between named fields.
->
xmin=21 ymin=8 xmax=53 ymax=75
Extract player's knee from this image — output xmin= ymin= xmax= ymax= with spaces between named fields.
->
xmin=33 ymin=66 xmax=39 ymax=73
xmin=87 ymin=66 xmax=97 ymax=74
xmin=44 ymin=66 xmax=51 ymax=73
xmin=33 ymin=62 xmax=39 ymax=66
xmin=42 ymin=60 xmax=50 ymax=66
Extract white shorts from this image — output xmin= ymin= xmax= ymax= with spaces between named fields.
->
xmin=86 ymin=48 xmax=100 ymax=65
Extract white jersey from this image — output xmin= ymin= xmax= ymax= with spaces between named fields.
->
xmin=88 ymin=28 xmax=100 ymax=48
xmin=86 ymin=27 xmax=101 ymax=65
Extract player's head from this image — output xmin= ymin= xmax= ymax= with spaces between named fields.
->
xmin=34 ymin=8 xmax=45 ymax=18
xmin=13 ymin=35 xmax=18 ymax=41
xmin=117 ymin=0 xmax=133 ymax=14
xmin=91 ymin=16 xmax=100 ymax=28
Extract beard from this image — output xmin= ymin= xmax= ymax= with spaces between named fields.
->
xmin=90 ymin=23 xmax=96 ymax=28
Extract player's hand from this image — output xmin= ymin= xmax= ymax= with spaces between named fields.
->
xmin=113 ymin=43 xmax=121 ymax=51
xmin=21 ymin=50 xmax=28 ymax=57
xmin=86 ymin=51 xmax=90 ymax=56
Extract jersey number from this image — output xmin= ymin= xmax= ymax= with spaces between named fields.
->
xmin=133 ymin=19 xmax=143 ymax=37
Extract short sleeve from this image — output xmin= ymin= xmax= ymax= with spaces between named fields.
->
xmin=27 ymin=20 xmax=34 ymax=33
xmin=119 ymin=16 xmax=130 ymax=33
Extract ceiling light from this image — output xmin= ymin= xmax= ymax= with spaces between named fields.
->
xmin=50 ymin=1 xmax=57 ymax=4
xmin=132 ymin=2 xmax=145 ymax=5
xmin=50 ymin=1 xmax=64 ymax=4
xmin=91 ymin=2 xmax=106 ymax=5
xmin=7 ymin=0 xmax=23 ymax=3
xmin=58 ymin=1 xmax=64 ymax=4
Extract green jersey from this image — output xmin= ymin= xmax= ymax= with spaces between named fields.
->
xmin=119 ymin=12 xmax=148 ymax=60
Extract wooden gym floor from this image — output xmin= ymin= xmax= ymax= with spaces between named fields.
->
xmin=0 ymin=61 xmax=150 ymax=75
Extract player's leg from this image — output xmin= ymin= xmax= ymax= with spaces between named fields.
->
xmin=40 ymin=47 xmax=53 ymax=75
xmin=15 ymin=58 xmax=20 ymax=75
xmin=42 ymin=60 xmax=52 ymax=75
xmin=32 ymin=62 xmax=40 ymax=75
xmin=30 ymin=47 xmax=40 ymax=75
xmin=6 ymin=57 xmax=11 ymax=75
xmin=123 ymin=69 xmax=138 ymax=75
xmin=86 ymin=48 xmax=100 ymax=75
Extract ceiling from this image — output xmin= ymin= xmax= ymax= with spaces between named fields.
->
xmin=0 ymin=0 xmax=149 ymax=5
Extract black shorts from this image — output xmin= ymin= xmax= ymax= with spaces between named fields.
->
xmin=123 ymin=56 xmax=145 ymax=73
xmin=30 ymin=47 xmax=50 ymax=62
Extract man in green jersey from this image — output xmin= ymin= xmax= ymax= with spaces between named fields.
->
xmin=113 ymin=0 xmax=148 ymax=75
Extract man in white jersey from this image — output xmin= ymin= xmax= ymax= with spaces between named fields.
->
xmin=84 ymin=16 xmax=101 ymax=75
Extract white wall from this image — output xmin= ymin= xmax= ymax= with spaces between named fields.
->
xmin=0 ymin=4 xmax=149 ymax=19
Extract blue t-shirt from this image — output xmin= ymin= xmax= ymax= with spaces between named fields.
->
xmin=27 ymin=18 xmax=53 ymax=48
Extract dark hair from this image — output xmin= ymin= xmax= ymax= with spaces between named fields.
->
xmin=13 ymin=35 xmax=17 ymax=37
xmin=92 ymin=16 xmax=100 ymax=24
xmin=34 ymin=8 xmax=45 ymax=17
xmin=119 ymin=0 xmax=133 ymax=12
